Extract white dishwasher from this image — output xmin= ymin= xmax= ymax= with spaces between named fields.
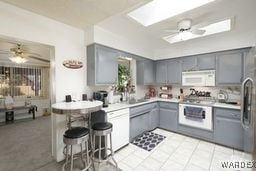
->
xmin=107 ymin=108 xmax=130 ymax=151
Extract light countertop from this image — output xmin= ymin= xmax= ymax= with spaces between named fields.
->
xmin=213 ymin=102 xmax=240 ymax=110
xmin=102 ymin=98 xmax=240 ymax=113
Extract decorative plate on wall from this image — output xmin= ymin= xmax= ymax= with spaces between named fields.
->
xmin=63 ymin=60 xmax=83 ymax=69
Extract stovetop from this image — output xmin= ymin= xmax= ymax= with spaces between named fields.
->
xmin=181 ymin=97 xmax=215 ymax=106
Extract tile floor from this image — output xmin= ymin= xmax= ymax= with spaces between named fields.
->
xmin=114 ymin=129 xmax=253 ymax=171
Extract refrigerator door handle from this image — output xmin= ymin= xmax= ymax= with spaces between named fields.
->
xmin=241 ymin=78 xmax=253 ymax=129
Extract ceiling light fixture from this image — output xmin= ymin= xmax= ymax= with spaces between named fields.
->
xmin=128 ymin=0 xmax=215 ymax=26
xmin=9 ymin=55 xmax=27 ymax=64
xmin=164 ymin=19 xmax=232 ymax=44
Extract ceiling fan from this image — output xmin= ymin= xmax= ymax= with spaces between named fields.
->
xmin=0 ymin=44 xmax=50 ymax=64
xmin=164 ymin=19 xmax=206 ymax=40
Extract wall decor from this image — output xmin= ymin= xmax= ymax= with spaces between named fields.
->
xmin=63 ymin=60 xmax=83 ymax=69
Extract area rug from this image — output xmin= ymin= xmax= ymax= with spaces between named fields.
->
xmin=132 ymin=131 xmax=166 ymax=151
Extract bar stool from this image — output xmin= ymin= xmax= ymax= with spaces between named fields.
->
xmin=62 ymin=127 xmax=92 ymax=171
xmin=92 ymin=122 xmax=118 ymax=170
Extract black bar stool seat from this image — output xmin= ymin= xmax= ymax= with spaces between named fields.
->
xmin=64 ymin=127 xmax=89 ymax=139
xmin=92 ymin=122 xmax=112 ymax=131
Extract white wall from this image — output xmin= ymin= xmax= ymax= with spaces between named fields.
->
xmin=85 ymin=25 xmax=155 ymax=59
xmin=0 ymin=1 xmax=91 ymax=102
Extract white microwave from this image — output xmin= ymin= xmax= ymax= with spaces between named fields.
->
xmin=182 ymin=70 xmax=215 ymax=86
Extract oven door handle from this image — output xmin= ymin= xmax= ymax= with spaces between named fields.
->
xmin=184 ymin=109 xmax=205 ymax=119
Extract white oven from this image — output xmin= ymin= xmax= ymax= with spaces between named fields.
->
xmin=182 ymin=70 xmax=215 ymax=86
xmin=179 ymin=103 xmax=213 ymax=130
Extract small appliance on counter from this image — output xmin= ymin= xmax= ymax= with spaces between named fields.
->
xmin=159 ymin=86 xmax=172 ymax=99
xmin=93 ymin=91 xmax=108 ymax=107
xmin=217 ymin=90 xmax=228 ymax=103
xmin=148 ymin=87 xmax=156 ymax=97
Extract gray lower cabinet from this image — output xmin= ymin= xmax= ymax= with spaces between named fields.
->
xmin=87 ymin=44 xmax=118 ymax=85
xmin=149 ymin=108 xmax=159 ymax=130
xmin=167 ymin=59 xmax=182 ymax=84
xmin=130 ymin=112 xmax=149 ymax=140
xmin=214 ymin=108 xmax=244 ymax=149
xmin=216 ymin=51 xmax=243 ymax=84
xmin=159 ymin=102 xmax=178 ymax=131
xmin=129 ymin=103 xmax=157 ymax=140
xmin=155 ymin=61 xmax=167 ymax=84
xmin=159 ymin=108 xmax=177 ymax=131
xmin=137 ymin=59 xmax=155 ymax=85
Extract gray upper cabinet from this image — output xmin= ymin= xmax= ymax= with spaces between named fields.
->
xmin=137 ymin=60 xmax=155 ymax=85
xmin=182 ymin=56 xmax=197 ymax=71
xmin=155 ymin=61 xmax=167 ymax=84
xmin=167 ymin=59 xmax=182 ymax=84
xmin=87 ymin=44 xmax=118 ymax=85
xmin=197 ymin=54 xmax=216 ymax=70
xmin=216 ymin=51 xmax=243 ymax=84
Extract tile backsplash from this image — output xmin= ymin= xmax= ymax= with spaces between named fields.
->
xmin=156 ymin=85 xmax=241 ymax=102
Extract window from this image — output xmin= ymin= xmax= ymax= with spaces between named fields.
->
xmin=117 ymin=58 xmax=131 ymax=92
xmin=0 ymin=65 xmax=49 ymax=98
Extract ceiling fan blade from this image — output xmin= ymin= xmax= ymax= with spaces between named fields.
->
xmin=0 ymin=52 xmax=11 ymax=54
xmin=0 ymin=49 xmax=11 ymax=53
xmin=163 ymin=33 xmax=179 ymax=39
xmin=28 ymin=56 xmax=50 ymax=63
xmin=191 ymin=29 xmax=206 ymax=35
xmin=25 ymin=52 xmax=42 ymax=57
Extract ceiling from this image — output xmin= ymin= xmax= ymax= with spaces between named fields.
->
xmin=97 ymin=0 xmax=256 ymax=50
xmin=1 ymin=0 xmax=150 ymax=29
xmin=0 ymin=37 xmax=52 ymax=66
xmin=2 ymin=0 xmax=256 ymax=59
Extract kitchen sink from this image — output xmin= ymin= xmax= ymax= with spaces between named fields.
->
xmin=127 ymin=98 xmax=148 ymax=104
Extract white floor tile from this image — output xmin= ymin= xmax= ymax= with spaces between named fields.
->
xmin=132 ymin=148 xmax=151 ymax=160
xmin=188 ymin=153 xmax=212 ymax=170
xmin=117 ymin=146 xmax=135 ymax=157
xmin=141 ymin=157 xmax=163 ymax=171
xmin=164 ymin=137 xmax=182 ymax=147
xmin=175 ymin=146 xmax=194 ymax=157
xmin=113 ymin=153 xmax=126 ymax=162
xmin=168 ymin=152 xmax=191 ymax=165
xmin=214 ymin=145 xmax=233 ymax=155
xmin=197 ymin=141 xmax=215 ymax=153
xmin=121 ymin=154 xmax=143 ymax=168
xmin=158 ymin=144 xmax=176 ymax=155
xmin=161 ymin=159 xmax=185 ymax=171
xmin=193 ymin=148 xmax=213 ymax=161
xmin=150 ymin=149 xmax=169 ymax=163
xmin=179 ymin=141 xmax=198 ymax=150
xmin=171 ymin=134 xmax=186 ymax=141
xmin=185 ymin=163 xmax=208 ymax=171
xmin=184 ymin=137 xmax=200 ymax=144
xmin=116 ymin=129 xmax=252 ymax=171
xmin=134 ymin=165 xmax=149 ymax=171
xmin=117 ymin=162 xmax=133 ymax=171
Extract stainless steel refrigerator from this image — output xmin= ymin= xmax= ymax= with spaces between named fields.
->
xmin=241 ymin=46 xmax=256 ymax=158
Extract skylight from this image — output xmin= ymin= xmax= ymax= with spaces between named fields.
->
xmin=128 ymin=0 xmax=215 ymax=26
xmin=163 ymin=19 xmax=232 ymax=44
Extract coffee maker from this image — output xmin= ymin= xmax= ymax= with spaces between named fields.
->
xmin=93 ymin=91 xmax=108 ymax=107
